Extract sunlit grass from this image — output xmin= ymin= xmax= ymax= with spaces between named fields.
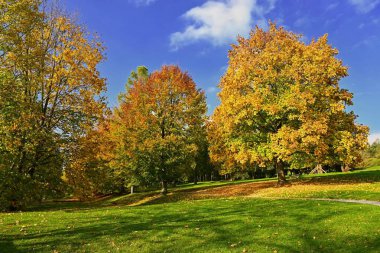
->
xmin=1 ymin=166 xmax=379 ymax=252
xmin=1 ymin=198 xmax=379 ymax=253
xmin=251 ymin=182 xmax=380 ymax=201
xmin=106 ymin=166 xmax=380 ymax=205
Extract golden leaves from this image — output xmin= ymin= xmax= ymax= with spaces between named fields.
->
xmin=0 ymin=0 xmax=107 ymax=202
xmin=209 ymin=22 xmax=368 ymax=172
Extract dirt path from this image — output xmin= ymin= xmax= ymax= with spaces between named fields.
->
xmin=251 ymin=196 xmax=380 ymax=206
xmin=305 ymin=198 xmax=380 ymax=206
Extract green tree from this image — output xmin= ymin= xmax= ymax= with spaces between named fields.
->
xmin=118 ymin=66 xmax=149 ymax=103
xmin=361 ymin=139 xmax=380 ymax=167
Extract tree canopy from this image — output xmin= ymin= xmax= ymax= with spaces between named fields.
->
xmin=112 ymin=65 xmax=207 ymax=194
xmin=0 ymin=0 xmax=106 ymax=210
xmin=209 ymin=23 xmax=368 ymax=184
xmin=0 ymin=2 xmax=371 ymax=209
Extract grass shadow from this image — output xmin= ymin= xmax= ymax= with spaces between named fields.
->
xmin=2 ymin=198 xmax=379 ymax=252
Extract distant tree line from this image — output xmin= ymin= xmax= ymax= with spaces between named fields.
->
xmin=360 ymin=140 xmax=380 ymax=167
xmin=0 ymin=0 xmax=369 ymax=210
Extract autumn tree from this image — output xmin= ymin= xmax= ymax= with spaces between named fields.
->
xmin=0 ymin=0 xmax=106 ymax=210
xmin=361 ymin=139 xmax=380 ymax=167
xmin=113 ymin=65 xmax=207 ymax=194
xmin=64 ymin=118 xmax=117 ymax=199
xmin=209 ymin=23 xmax=368 ymax=185
xmin=118 ymin=66 xmax=149 ymax=103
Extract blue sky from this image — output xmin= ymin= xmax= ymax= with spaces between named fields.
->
xmin=62 ymin=0 xmax=380 ymax=142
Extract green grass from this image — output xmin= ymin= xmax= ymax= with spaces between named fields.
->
xmin=95 ymin=177 xmax=277 ymax=207
xmin=103 ymin=166 xmax=380 ymax=206
xmin=249 ymin=166 xmax=380 ymax=201
xmin=1 ymin=198 xmax=380 ymax=253
xmin=1 ymin=166 xmax=379 ymax=252
xmin=301 ymin=166 xmax=380 ymax=182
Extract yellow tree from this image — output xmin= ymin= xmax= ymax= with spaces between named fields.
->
xmin=209 ymin=23 xmax=368 ymax=184
xmin=0 ymin=0 xmax=106 ymax=209
xmin=64 ymin=118 xmax=116 ymax=199
xmin=113 ymin=65 xmax=207 ymax=194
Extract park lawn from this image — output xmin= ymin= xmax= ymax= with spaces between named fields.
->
xmin=250 ymin=181 xmax=380 ymax=201
xmin=1 ymin=166 xmax=379 ymax=252
xmin=106 ymin=166 xmax=380 ymax=206
xmin=1 ymin=198 xmax=380 ymax=253
xmin=89 ymin=178 xmax=277 ymax=207
xmin=250 ymin=166 xmax=380 ymax=201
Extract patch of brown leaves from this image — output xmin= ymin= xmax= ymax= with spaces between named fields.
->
xmin=191 ymin=181 xmax=277 ymax=198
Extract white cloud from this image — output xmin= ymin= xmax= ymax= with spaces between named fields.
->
xmin=353 ymin=35 xmax=378 ymax=48
xmin=369 ymin=132 xmax=380 ymax=144
xmin=349 ymin=0 xmax=380 ymax=13
xmin=294 ymin=17 xmax=307 ymax=27
xmin=130 ymin=0 xmax=157 ymax=7
xmin=326 ymin=2 xmax=339 ymax=11
xmin=206 ymin=86 xmax=218 ymax=93
xmin=170 ymin=0 xmax=276 ymax=49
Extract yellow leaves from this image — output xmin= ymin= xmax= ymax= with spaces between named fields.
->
xmin=235 ymin=150 xmax=249 ymax=165
xmin=5 ymin=51 xmax=16 ymax=61
xmin=210 ymin=21 xmax=368 ymax=172
xmin=56 ymin=16 xmax=69 ymax=31
xmin=0 ymin=0 xmax=109 ymax=202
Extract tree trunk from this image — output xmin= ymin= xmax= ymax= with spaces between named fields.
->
xmin=194 ymin=168 xmax=198 ymax=185
xmin=310 ymin=164 xmax=326 ymax=174
xmin=276 ymin=161 xmax=287 ymax=186
xmin=341 ymin=164 xmax=351 ymax=172
xmin=161 ymin=180 xmax=168 ymax=195
xmin=119 ymin=180 xmax=126 ymax=194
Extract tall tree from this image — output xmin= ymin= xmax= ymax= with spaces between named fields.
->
xmin=209 ymin=23 xmax=368 ymax=185
xmin=113 ymin=65 xmax=207 ymax=194
xmin=118 ymin=66 xmax=149 ymax=103
xmin=0 ymin=0 xmax=106 ymax=210
xmin=64 ymin=118 xmax=117 ymax=199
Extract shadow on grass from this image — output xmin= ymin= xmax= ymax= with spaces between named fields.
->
xmin=0 ymin=237 xmax=22 ymax=253
xmin=27 ymin=180 xmax=277 ymax=212
xmin=25 ymin=167 xmax=380 ymax=212
xmin=2 ymin=199 xmax=380 ymax=252
xmin=302 ymin=169 xmax=380 ymax=184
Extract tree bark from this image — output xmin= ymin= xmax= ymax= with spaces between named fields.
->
xmin=276 ymin=161 xmax=287 ymax=186
xmin=161 ymin=180 xmax=168 ymax=195
xmin=341 ymin=164 xmax=351 ymax=172
xmin=194 ymin=168 xmax=198 ymax=185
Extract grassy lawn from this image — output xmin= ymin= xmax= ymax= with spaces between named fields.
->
xmin=251 ymin=166 xmax=380 ymax=201
xmin=104 ymin=166 xmax=380 ymax=206
xmin=1 ymin=198 xmax=380 ymax=253
xmin=251 ymin=182 xmax=380 ymax=201
xmin=1 ymin=166 xmax=379 ymax=252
